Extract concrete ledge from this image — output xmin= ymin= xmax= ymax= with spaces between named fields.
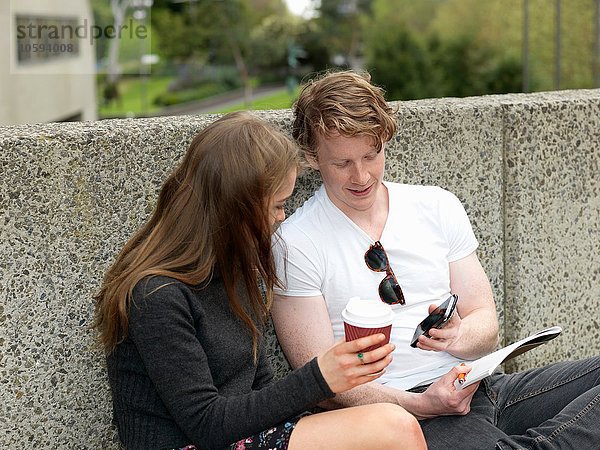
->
xmin=1 ymin=90 xmax=598 ymax=447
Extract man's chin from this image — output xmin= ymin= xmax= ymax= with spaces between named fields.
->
xmin=341 ymin=196 xmax=378 ymax=213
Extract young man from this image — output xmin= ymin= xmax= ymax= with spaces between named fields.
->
xmin=271 ymin=70 xmax=600 ymax=449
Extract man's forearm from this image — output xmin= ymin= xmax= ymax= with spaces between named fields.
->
xmin=319 ymin=381 xmax=420 ymax=415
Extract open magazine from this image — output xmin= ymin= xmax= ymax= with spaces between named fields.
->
xmin=454 ymin=326 xmax=562 ymax=389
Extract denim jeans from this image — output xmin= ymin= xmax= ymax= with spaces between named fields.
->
xmin=417 ymin=356 xmax=600 ymax=449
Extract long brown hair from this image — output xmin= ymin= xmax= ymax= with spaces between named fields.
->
xmin=293 ymin=70 xmax=397 ymax=162
xmin=93 ymin=111 xmax=299 ymax=357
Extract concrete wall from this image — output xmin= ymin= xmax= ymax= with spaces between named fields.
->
xmin=0 ymin=90 xmax=598 ymax=447
xmin=501 ymin=91 xmax=600 ymax=370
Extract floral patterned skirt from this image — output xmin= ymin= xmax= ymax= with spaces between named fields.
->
xmin=175 ymin=412 xmax=311 ymax=450
xmin=227 ymin=412 xmax=308 ymax=450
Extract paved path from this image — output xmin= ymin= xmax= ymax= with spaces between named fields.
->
xmin=156 ymin=84 xmax=288 ymax=116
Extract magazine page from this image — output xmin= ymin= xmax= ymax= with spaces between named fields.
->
xmin=455 ymin=326 xmax=562 ymax=389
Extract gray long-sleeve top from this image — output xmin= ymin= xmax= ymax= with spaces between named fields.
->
xmin=107 ymin=274 xmax=334 ymax=449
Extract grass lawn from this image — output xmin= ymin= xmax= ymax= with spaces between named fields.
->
xmin=99 ymin=75 xmax=175 ymax=118
xmin=214 ymin=88 xmax=299 ymax=113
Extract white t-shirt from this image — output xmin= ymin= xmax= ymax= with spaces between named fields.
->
xmin=273 ymin=181 xmax=479 ymax=390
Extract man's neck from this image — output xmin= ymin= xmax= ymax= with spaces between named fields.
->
xmin=336 ymin=184 xmax=389 ymax=242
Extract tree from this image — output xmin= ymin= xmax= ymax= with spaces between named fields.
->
xmin=249 ymin=14 xmax=298 ymax=72
xmin=151 ymin=0 xmax=294 ymax=100
xmin=366 ymin=28 xmax=439 ymax=100
xmin=432 ymin=33 xmax=523 ymax=97
xmin=363 ymin=0 xmax=596 ymax=98
xmin=314 ymin=0 xmax=373 ymax=68
xmin=364 ymin=0 xmax=442 ymax=99
xmin=151 ymin=7 xmax=210 ymax=64
xmin=364 ymin=0 xmax=524 ymax=99
xmin=430 ymin=0 xmax=596 ymax=91
xmin=295 ymin=19 xmax=331 ymax=72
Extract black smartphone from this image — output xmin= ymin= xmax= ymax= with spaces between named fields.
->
xmin=410 ymin=294 xmax=458 ymax=348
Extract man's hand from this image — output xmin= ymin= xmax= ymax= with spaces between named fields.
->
xmin=414 ymin=304 xmax=462 ymax=352
xmin=409 ymin=364 xmax=479 ymax=420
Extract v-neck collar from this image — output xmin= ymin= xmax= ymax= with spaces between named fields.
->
xmin=318 ymin=181 xmax=392 ymax=244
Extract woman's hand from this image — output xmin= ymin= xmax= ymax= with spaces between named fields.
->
xmin=317 ymin=334 xmax=395 ymax=393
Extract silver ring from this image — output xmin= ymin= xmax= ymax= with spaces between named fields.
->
xmin=357 ymin=352 xmax=365 ymax=364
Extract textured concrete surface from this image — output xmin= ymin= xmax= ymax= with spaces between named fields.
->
xmin=0 ymin=90 xmax=598 ymax=448
xmin=501 ymin=91 xmax=600 ymax=372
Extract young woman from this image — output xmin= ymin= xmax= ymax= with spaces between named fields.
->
xmin=94 ymin=111 xmax=426 ymax=450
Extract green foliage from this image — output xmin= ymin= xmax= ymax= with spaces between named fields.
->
xmin=441 ymin=35 xmax=524 ymax=96
xmin=367 ymin=27 xmax=524 ymax=100
xmin=151 ymin=8 xmax=209 ymax=63
xmin=486 ymin=56 xmax=524 ymax=94
xmin=249 ymin=15 xmax=297 ymax=71
xmin=313 ymin=0 xmax=372 ymax=66
xmin=361 ymin=0 xmax=598 ymax=99
xmin=97 ymin=0 xmax=598 ymax=111
xmin=366 ymin=28 xmax=439 ymax=100
xmin=295 ymin=20 xmax=331 ymax=72
xmin=365 ymin=0 xmax=529 ymax=99
xmin=428 ymin=0 xmax=597 ymax=91
xmin=149 ymin=0 xmax=297 ymax=88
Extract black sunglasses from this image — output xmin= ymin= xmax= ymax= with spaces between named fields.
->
xmin=364 ymin=241 xmax=406 ymax=305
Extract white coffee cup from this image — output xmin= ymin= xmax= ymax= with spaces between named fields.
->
xmin=342 ymin=297 xmax=394 ymax=352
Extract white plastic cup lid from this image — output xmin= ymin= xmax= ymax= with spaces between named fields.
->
xmin=342 ymin=296 xmax=394 ymax=328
